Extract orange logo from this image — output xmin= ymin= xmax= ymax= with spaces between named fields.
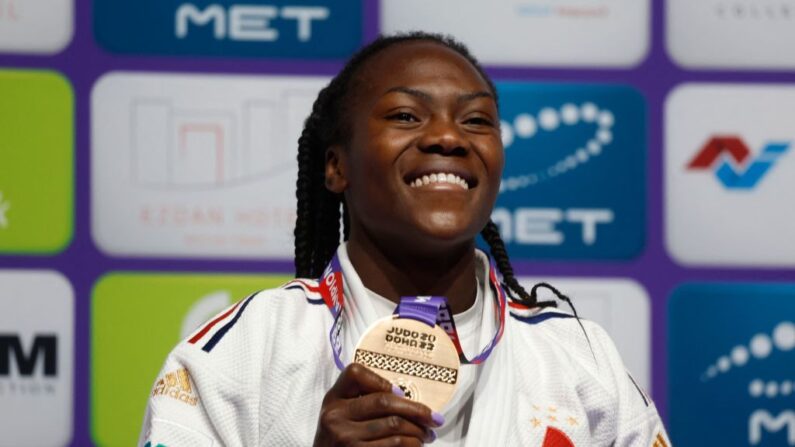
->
xmin=152 ymin=368 xmax=198 ymax=406
xmin=652 ymin=431 xmax=669 ymax=447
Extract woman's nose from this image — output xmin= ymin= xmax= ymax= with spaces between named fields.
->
xmin=418 ymin=117 xmax=468 ymax=155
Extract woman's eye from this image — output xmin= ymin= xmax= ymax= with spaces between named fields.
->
xmin=465 ymin=116 xmax=494 ymax=127
xmin=388 ymin=112 xmax=419 ymax=122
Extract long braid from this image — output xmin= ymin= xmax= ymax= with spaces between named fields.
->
xmin=341 ymin=200 xmax=350 ymax=241
xmin=481 ymin=221 xmax=557 ymax=308
xmin=294 ymin=122 xmax=318 ymax=277
xmin=295 ymin=82 xmax=335 ymax=277
xmin=314 ymin=190 xmax=341 ymax=275
xmin=481 ymin=221 xmax=530 ymax=304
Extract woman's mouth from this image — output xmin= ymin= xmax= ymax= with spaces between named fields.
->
xmin=408 ymin=172 xmax=470 ymax=190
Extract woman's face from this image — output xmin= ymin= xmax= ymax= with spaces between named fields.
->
xmin=329 ymin=41 xmax=504 ymax=252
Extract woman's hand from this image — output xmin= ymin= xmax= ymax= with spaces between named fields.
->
xmin=313 ymin=364 xmax=444 ymax=446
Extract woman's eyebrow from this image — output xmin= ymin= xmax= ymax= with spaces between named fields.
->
xmin=457 ymin=91 xmax=494 ymax=103
xmin=385 ymin=86 xmax=433 ymax=101
xmin=384 ymin=86 xmax=494 ymax=104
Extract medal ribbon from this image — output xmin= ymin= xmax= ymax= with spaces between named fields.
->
xmin=314 ymin=253 xmax=507 ymax=370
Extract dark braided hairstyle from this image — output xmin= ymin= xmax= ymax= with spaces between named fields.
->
xmin=294 ymin=31 xmax=553 ymax=309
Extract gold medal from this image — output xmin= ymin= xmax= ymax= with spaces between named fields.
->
xmin=354 ymin=315 xmax=460 ymax=412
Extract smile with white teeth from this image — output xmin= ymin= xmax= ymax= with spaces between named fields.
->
xmin=409 ymin=172 xmax=469 ymax=190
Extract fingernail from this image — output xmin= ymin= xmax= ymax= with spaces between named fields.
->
xmin=431 ymin=411 xmax=445 ymax=427
xmin=391 ymin=385 xmax=405 ymax=397
xmin=425 ymin=429 xmax=437 ymax=443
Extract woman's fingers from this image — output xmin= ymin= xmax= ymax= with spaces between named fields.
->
xmin=347 ymin=391 xmax=439 ymax=429
xmin=355 ymin=416 xmax=433 ymax=442
xmin=314 ymin=363 xmax=444 ymax=446
xmin=328 ymin=363 xmax=394 ymax=399
xmin=354 ymin=436 xmax=426 ymax=447
xmin=316 ymin=408 xmax=433 ymax=445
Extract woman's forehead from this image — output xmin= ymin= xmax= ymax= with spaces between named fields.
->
xmin=351 ymin=41 xmax=491 ymax=99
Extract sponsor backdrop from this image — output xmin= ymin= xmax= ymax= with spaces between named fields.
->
xmin=1 ymin=0 xmax=794 ymax=445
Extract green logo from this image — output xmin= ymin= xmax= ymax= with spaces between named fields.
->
xmin=91 ymin=272 xmax=291 ymax=447
xmin=0 ymin=69 xmax=74 ymax=254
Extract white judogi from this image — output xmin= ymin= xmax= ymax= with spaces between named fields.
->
xmin=139 ymin=244 xmax=670 ymax=446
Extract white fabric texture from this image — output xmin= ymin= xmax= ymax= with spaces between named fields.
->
xmin=139 ymin=244 xmax=670 ymax=446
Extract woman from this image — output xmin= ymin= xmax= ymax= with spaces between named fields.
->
xmin=140 ymin=32 xmax=669 ymax=446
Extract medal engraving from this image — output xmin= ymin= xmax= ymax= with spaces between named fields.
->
xmin=354 ymin=316 xmax=460 ymax=411
xmin=353 ymin=350 xmax=458 ymax=384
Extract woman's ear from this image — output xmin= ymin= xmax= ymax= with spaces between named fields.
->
xmin=325 ymin=145 xmax=348 ymax=194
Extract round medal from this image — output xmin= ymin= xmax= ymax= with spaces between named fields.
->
xmin=354 ymin=315 xmax=460 ymax=412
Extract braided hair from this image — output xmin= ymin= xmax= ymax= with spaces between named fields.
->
xmin=293 ymin=31 xmax=551 ymax=309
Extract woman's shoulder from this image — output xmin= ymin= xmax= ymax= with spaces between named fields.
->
xmin=507 ymin=305 xmax=629 ymax=381
xmin=507 ymin=305 xmax=612 ymax=339
xmin=161 ymin=279 xmax=332 ymax=375
xmin=140 ymin=280 xmax=334 ymax=445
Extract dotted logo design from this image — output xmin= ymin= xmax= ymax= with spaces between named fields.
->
xmin=490 ymin=82 xmax=646 ymax=260
xmin=92 ymin=72 xmax=327 ymax=259
xmin=700 ymin=320 xmax=794 ymax=388
xmin=686 ymin=136 xmax=790 ymax=190
xmin=668 ymin=0 xmax=795 ymax=69
xmin=382 ymin=0 xmax=649 ymax=67
xmin=670 ymin=283 xmax=795 ymax=446
xmin=666 ymin=84 xmax=795 ymax=267
xmin=499 ymin=101 xmax=615 ymax=193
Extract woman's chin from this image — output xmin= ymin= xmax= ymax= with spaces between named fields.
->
xmin=410 ymin=215 xmax=483 ymax=247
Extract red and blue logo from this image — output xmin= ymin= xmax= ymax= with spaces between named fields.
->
xmin=687 ymin=136 xmax=790 ymax=189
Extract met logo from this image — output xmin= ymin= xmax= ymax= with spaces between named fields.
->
xmin=94 ymin=0 xmax=362 ymax=58
xmin=687 ymin=136 xmax=790 ymax=189
xmin=175 ymin=4 xmax=328 ymax=41
xmin=492 ymin=208 xmax=613 ymax=246
xmin=489 ymin=82 xmax=645 ymax=260
xmin=750 ymin=411 xmax=795 ymax=445
xmin=670 ymin=284 xmax=795 ymax=446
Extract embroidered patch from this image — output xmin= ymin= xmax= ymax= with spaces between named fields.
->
xmin=152 ymin=368 xmax=198 ymax=406
xmin=530 ymin=403 xmax=578 ymax=446
xmin=651 ymin=431 xmax=669 ymax=447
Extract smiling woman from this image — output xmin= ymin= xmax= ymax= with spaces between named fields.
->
xmin=138 ymin=32 xmax=670 ymax=446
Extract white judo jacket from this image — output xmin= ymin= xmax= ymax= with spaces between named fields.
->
xmin=139 ymin=245 xmax=670 ymax=446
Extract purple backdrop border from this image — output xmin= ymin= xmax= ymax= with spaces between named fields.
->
xmin=2 ymin=0 xmax=795 ymax=445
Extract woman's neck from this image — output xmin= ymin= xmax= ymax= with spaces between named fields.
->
xmin=345 ymin=230 xmax=478 ymax=315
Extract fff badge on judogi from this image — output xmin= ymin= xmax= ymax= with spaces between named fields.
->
xmin=354 ymin=296 xmax=460 ymax=412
